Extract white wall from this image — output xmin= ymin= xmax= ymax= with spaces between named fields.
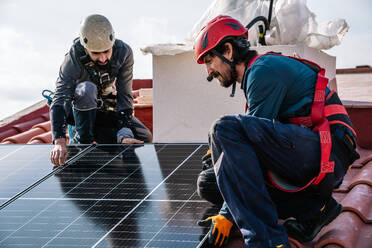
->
xmin=152 ymin=45 xmax=336 ymax=142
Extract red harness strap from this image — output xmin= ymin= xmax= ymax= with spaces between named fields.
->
xmin=288 ymin=67 xmax=334 ymax=189
xmin=246 ymin=54 xmax=347 ymax=192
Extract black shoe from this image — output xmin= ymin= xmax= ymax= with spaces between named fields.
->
xmin=283 ymin=197 xmax=342 ymax=243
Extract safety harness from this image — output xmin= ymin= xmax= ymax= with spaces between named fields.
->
xmin=72 ymin=37 xmax=119 ymax=112
xmin=79 ymin=54 xmax=118 ymax=112
xmin=246 ymin=53 xmax=357 ymax=192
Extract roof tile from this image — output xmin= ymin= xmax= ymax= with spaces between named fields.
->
xmin=0 ymin=128 xmax=19 ymax=142
xmin=1 ymin=126 xmax=45 ymax=144
xmin=131 ymin=79 xmax=152 ymax=90
xmin=28 ymin=130 xmax=53 ymax=144
xmin=352 ymin=146 xmax=372 ymax=167
xmin=334 ymin=167 xmax=361 ymax=193
xmin=335 ymin=158 xmax=372 ymax=193
xmin=341 ymin=184 xmax=372 ymax=223
xmin=288 ymin=238 xmax=305 ymax=248
xmin=314 ymin=211 xmax=372 ymax=248
xmin=348 ymin=161 xmax=372 ymax=189
xmin=12 ymin=116 xmax=48 ymax=132
xmin=31 ymin=120 xmax=51 ymax=132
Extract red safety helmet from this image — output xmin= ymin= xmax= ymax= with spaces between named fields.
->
xmin=194 ymin=15 xmax=248 ymax=64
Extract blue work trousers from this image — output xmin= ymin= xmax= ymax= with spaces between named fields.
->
xmin=209 ymin=114 xmax=345 ymax=248
xmin=70 ymin=81 xmax=152 ymax=144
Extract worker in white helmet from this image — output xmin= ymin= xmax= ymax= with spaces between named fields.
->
xmin=50 ymin=14 xmax=152 ymax=166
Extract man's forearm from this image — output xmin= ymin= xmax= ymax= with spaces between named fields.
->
xmin=50 ymin=104 xmax=68 ymax=141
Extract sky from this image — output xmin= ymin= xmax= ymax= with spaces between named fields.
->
xmin=0 ymin=0 xmax=371 ymax=120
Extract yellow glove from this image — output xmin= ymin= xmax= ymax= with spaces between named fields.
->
xmin=201 ymin=149 xmax=212 ymax=170
xmin=198 ymin=214 xmax=233 ymax=247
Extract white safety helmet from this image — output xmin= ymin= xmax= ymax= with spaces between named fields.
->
xmin=80 ymin=14 xmax=115 ymax=52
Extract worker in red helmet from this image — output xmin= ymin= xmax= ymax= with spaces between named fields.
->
xmin=194 ymin=15 xmax=359 ymax=248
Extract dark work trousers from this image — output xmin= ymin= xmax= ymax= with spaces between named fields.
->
xmin=209 ymin=114 xmax=346 ymax=248
xmin=70 ymin=81 xmax=152 ymax=144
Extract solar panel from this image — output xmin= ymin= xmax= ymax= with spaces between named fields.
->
xmin=0 ymin=145 xmax=85 ymax=206
xmin=0 ymin=144 xmax=219 ymax=247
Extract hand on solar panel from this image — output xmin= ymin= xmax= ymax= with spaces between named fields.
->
xmin=198 ymin=214 xmax=233 ymax=247
xmin=121 ymin=137 xmax=144 ymax=144
xmin=50 ymin=138 xmax=68 ymax=166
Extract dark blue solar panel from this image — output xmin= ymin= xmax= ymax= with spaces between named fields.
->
xmin=0 ymin=144 xmax=219 ymax=247
xmin=0 ymin=145 xmax=85 ymax=205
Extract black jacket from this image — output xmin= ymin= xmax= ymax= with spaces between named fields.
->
xmin=50 ymin=39 xmax=134 ymax=141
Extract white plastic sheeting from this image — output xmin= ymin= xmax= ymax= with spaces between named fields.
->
xmin=188 ymin=0 xmax=349 ymax=49
xmin=142 ymin=0 xmax=349 ymax=55
xmin=271 ymin=0 xmax=349 ymax=50
xmin=185 ymin=0 xmax=270 ymax=47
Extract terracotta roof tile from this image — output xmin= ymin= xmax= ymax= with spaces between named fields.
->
xmin=31 ymin=120 xmax=51 ymax=132
xmin=341 ymin=184 xmax=372 ymax=223
xmin=28 ymin=130 xmax=53 ymax=144
xmin=131 ymin=79 xmax=152 ymax=90
xmin=354 ymin=147 xmax=372 ymax=166
xmin=334 ymin=166 xmax=361 ymax=193
xmin=0 ymin=101 xmax=49 ymax=141
xmin=288 ymin=238 xmax=304 ymax=248
xmin=12 ymin=116 xmax=48 ymax=133
xmin=40 ymin=112 xmax=49 ymax=120
xmin=332 ymin=192 xmax=347 ymax=204
xmin=336 ymin=67 xmax=372 ymax=74
xmin=314 ymin=211 xmax=372 ymax=248
xmin=1 ymin=126 xmax=46 ymax=144
xmin=0 ymin=140 xmax=13 ymax=144
xmin=335 ymin=158 xmax=372 ymax=193
xmin=0 ymin=128 xmax=19 ymax=142
xmin=347 ymin=107 xmax=372 ymax=149
xmin=348 ymin=162 xmax=372 ymax=189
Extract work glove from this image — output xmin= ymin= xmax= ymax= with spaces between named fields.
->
xmin=198 ymin=214 xmax=233 ymax=247
xmin=202 ymin=149 xmax=213 ymax=170
xmin=116 ymin=109 xmax=133 ymax=129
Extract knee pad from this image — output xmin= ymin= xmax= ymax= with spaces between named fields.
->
xmin=74 ymin=81 xmax=98 ymax=110
xmin=197 ymin=167 xmax=224 ymax=206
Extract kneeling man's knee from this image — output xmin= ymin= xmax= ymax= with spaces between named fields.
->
xmin=74 ymin=81 xmax=98 ymax=110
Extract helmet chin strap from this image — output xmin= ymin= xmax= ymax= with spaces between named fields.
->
xmin=210 ymin=50 xmax=237 ymax=97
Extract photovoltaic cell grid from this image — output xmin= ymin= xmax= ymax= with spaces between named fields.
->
xmin=0 ymin=144 xmax=219 ymax=247
xmin=0 ymin=145 xmax=85 ymax=206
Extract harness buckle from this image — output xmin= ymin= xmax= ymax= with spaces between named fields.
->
xmin=97 ymin=98 xmax=104 ymax=109
xmin=99 ymin=72 xmax=111 ymax=87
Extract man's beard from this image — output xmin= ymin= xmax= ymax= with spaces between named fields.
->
xmin=217 ymin=72 xmax=235 ymax=88
xmin=94 ymin=59 xmax=110 ymax=69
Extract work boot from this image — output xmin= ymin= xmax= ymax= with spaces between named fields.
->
xmin=283 ymin=197 xmax=342 ymax=243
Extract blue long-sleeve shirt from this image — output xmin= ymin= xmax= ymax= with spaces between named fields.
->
xmin=243 ymin=55 xmax=318 ymax=120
